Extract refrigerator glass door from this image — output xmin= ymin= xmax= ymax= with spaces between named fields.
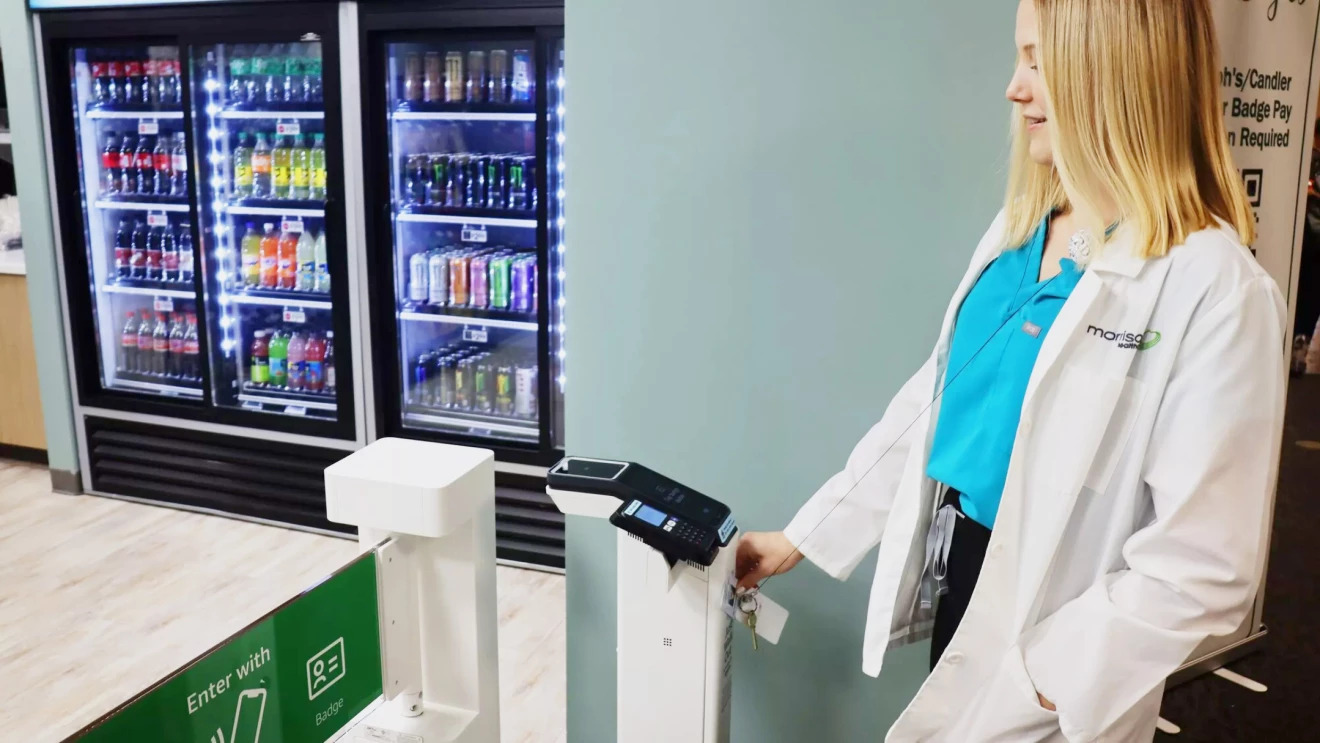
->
xmin=386 ymin=40 xmax=542 ymax=443
xmin=67 ymin=43 xmax=204 ymax=400
xmin=189 ymin=39 xmax=340 ymax=421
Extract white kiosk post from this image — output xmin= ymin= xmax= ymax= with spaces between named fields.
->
xmin=324 ymin=437 xmax=500 ymax=743
xmin=548 ymin=457 xmax=764 ymax=743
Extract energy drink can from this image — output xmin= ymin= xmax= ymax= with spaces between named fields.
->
xmin=437 ymin=355 xmax=457 ymax=408
xmin=488 ymin=50 xmax=509 ymax=103
xmin=495 ymin=365 xmax=514 ymax=416
xmin=469 ymin=253 xmax=490 ymax=309
xmin=448 ymin=155 xmax=466 ymax=207
xmin=485 ymin=157 xmax=506 ymax=209
xmin=449 ymin=252 xmax=471 ymax=306
xmin=444 ymin=51 xmax=464 ymax=102
xmin=472 ymin=156 xmax=490 ymax=208
xmin=429 ymin=155 xmax=449 ymax=206
xmin=508 ymin=157 xmax=527 ymax=210
xmin=489 ymin=255 xmax=511 ymax=309
xmin=428 ymin=249 xmax=449 ymax=305
xmin=511 ymin=49 xmax=533 ymax=103
xmin=412 ymin=352 xmax=432 ymax=405
xmin=511 ymin=255 xmax=536 ymax=313
xmin=466 ymin=50 xmax=486 ymax=103
xmin=454 ymin=357 xmax=473 ymax=410
xmin=474 ymin=355 xmax=494 ymax=413
xmin=408 ymin=250 xmax=429 ymax=304
xmin=464 ymin=156 xmax=482 ymax=207
xmin=514 ymin=363 xmax=537 ymax=418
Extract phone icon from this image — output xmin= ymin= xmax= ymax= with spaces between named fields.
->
xmin=230 ymin=688 xmax=267 ymax=743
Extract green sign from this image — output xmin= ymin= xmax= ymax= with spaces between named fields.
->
xmin=71 ymin=552 xmax=383 ymax=743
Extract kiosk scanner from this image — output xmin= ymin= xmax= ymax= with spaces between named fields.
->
xmin=549 ymin=456 xmax=775 ymax=743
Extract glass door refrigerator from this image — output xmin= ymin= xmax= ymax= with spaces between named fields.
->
xmin=36 ymin=1 xmax=366 ymax=532
xmin=361 ymin=2 xmax=566 ymax=566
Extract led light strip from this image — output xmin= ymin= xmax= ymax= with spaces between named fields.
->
xmin=553 ymin=56 xmax=568 ymax=392
xmin=204 ymin=62 xmax=240 ymax=356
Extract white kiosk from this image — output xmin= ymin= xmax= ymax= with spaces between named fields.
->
xmin=547 ymin=457 xmax=762 ymax=743
xmin=325 ymin=437 xmax=501 ymax=743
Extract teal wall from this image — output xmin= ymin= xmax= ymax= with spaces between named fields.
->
xmin=1 ymin=0 xmax=80 ymax=476
xmin=565 ymin=1 xmax=1013 ymax=740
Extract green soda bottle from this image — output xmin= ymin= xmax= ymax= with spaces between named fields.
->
xmin=289 ymin=134 xmax=310 ymax=200
xmin=232 ymin=132 xmax=253 ymax=197
xmin=268 ymin=330 xmax=290 ymax=388
xmin=271 ymin=135 xmax=292 ymax=199
xmin=309 ymin=133 xmax=327 ymax=201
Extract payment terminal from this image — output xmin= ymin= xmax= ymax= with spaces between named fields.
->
xmin=547 ymin=457 xmax=737 ymax=566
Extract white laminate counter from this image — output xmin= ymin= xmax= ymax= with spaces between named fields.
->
xmin=0 ymin=249 xmax=25 ymax=276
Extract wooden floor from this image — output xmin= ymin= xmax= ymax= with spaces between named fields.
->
xmin=0 ymin=459 xmax=566 ymax=743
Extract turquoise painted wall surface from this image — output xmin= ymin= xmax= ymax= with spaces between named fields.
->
xmin=565 ymin=1 xmax=1013 ymax=740
xmin=1 ymin=0 xmax=79 ymax=476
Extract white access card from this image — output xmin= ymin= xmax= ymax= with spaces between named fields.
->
xmin=724 ymin=575 xmax=789 ymax=645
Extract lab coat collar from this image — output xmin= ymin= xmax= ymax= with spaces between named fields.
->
xmin=1087 ymin=227 xmax=1147 ymax=278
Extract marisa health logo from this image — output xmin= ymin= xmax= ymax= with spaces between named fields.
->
xmin=1087 ymin=325 xmax=1161 ymax=351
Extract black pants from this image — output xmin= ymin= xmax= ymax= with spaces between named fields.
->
xmin=929 ymin=489 xmax=993 ymax=671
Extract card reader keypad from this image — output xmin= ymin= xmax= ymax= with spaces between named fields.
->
xmin=664 ymin=519 xmax=705 ymax=545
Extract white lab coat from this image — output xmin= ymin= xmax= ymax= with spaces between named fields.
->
xmin=783 ymin=212 xmax=1287 ymax=742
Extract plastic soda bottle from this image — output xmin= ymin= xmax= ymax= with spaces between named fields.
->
xmin=249 ymin=330 xmax=270 ymax=385
xmin=240 ymin=222 xmax=261 ymax=288
xmin=289 ymin=135 xmax=311 ymax=200
xmin=168 ymin=313 xmax=185 ymax=378
xmin=286 ymin=330 xmax=307 ymax=391
xmin=259 ymin=223 xmax=280 ymax=289
xmin=232 ymin=132 xmax=253 ymax=197
xmin=271 ymin=135 xmax=292 ymax=199
xmin=277 ymin=226 xmax=299 ymax=289
xmin=268 ymin=329 xmax=289 ymax=388
xmin=251 ymin=133 xmax=272 ymax=198
xmin=305 ymin=333 xmax=326 ymax=392
xmin=136 ymin=310 xmax=153 ymax=376
xmin=313 ymin=230 xmax=330 ymax=293
xmin=309 ymin=133 xmax=327 ymax=201
xmin=296 ymin=229 xmax=316 ymax=291
xmin=183 ymin=313 xmax=200 ymax=382
xmin=119 ymin=311 xmax=138 ymax=374
xmin=324 ymin=331 xmax=336 ymax=393
xmin=283 ymin=43 xmax=304 ymax=103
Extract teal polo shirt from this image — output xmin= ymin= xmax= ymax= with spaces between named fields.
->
xmin=925 ymin=214 xmax=1085 ymax=529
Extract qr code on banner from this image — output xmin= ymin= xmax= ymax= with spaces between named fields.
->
xmin=1242 ymin=169 xmax=1264 ymax=207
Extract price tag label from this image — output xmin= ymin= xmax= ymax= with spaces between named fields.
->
xmin=161 ymin=388 xmax=179 ymax=397
xmin=461 ymin=227 xmax=489 ymax=243
xmin=283 ymin=309 xmax=307 ymax=324
xmin=285 ymin=405 xmax=307 ymax=417
xmin=276 ymin=121 xmax=301 ymax=136
xmin=462 ymin=326 xmax=489 ymax=343
xmin=242 ymin=400 xmax=263 ymax=411
xmin=147 ymin=213 xmax=170 ymax=228
xmin=281 ymin=219 xmax=305 ymax=234
xmin=138 ymin=119 xmax=159 ymax=135
xmin=154 ymin=297 xmax=175 ymax=312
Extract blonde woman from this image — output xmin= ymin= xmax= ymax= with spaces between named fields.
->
xmin=735 ymin=0 xmax=1286 ymax=740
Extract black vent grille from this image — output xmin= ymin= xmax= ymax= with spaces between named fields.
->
xmin=496 ymin=485 xmax=564 ymax=569
xmin=85 ymin=416 xmax=353 ymax=534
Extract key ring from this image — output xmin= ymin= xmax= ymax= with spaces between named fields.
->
xmin=737 ymin=592 xmax=761 ymax=615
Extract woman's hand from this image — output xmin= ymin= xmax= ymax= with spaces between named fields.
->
xmin=735 ymin=531 xmax=804 ymax=591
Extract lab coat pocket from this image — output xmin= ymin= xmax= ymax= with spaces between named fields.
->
xmin=941 ymin=645 xmax=1062 ymax=742
xmin=1081 ymin=376 xmax=1145 ymax=493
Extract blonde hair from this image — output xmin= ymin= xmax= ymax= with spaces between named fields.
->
xmin=1003 ymin=0 xmax=1256 ymax=256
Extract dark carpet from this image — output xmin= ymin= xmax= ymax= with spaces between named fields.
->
xmin=1154 ymin=375 xmax=1320 ymax=741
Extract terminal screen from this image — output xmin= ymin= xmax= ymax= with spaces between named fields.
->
xmin=558 ymin=459 xmax=627 ymax=480
xmin=635 ymin=505 xmax=667 ymax=527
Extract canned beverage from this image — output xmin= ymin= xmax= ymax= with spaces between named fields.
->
xmin=523 ymin=158 xmax=537 ymax=211
xmin=449 ymin=252 xmax=471 ymax=306
xmin=412 ymin=352 xmax=432 ymax=405
xmin=511 ymin=255 xmax=536 ymax=313
xmin=437 ymin=355 xmax=457 ymax=408
xmin=470 ymin=156 xmax=489 ymax=208
xmin=488 ymin=255 xmax=511 ymax=309
xmin=473 ymin=356 xmax=494 ymax=413
xmin=408 ymin=250 xmax=429 ymax=304
xmin=444 ymin=51 xmax=464 ymax=102
xmin=447 ymin=155 xmax=466 ymax=206
xmin=423 ymin=52 xmax=443 ymax=103
xmin=514 ymin=363 xmax=538 ymax=418
xmin=485 ymin=157 xmax=506 ymax=209
xmin=426 ymin=352 xmax=446 ymax=407
xmin=495 ymin=365 xmax=514 ymax=416
xmin=469 ymin=254 xmax=490 ymax=309
xmin=454 ymin=357 xmax=473 ymax=410
xmin=413 ymin=154 xmax=432 ymax=205
xmin=466 ymin=50 xmax=486 ymax=103
xmin=429 ymin=155 xmax=449 ymax=206
xmin=511 ymin=49 xmax=533 ymax=103
xmin=508 ymin=157 xmax=528 ymax=210
xmin=428 ymin=250 xmax=449 ymax=305
xmin=404 ymin=52 xmax=423 ymax=103
xmin=488 ymin=49 xmax=509 ymax=103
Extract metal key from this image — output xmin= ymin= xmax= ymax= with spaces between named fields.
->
xmin=738 ymin=592 xmax=760 ymax=651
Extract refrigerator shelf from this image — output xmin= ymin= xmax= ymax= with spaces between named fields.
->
xmin=391 ymin=111 xmax=536 ymax=123
xmin=395 ymin=212 xmax=537 ymax=229
xmin=228 ymin=203 xmax=326 ymax=217
xmin=218 ymin=108 xmax=326 ymax=120
xmin=239 ymin=385 xmax=337 ymax=411
xmin=392 ymin=102 xmax=536 ymax=117
xmin=104 ymin=282 xmax=195 ymax=299
xmin=228 ymin=290 xmax=333 ymax=310
xmin=95 ymin=199 xmax=190 ymax=213
xmin=399 ymin=309 xmax=536 ymax=331
xmin=114 ymin=377 xmax=204 ymax=398
xmin=404 ymin=408 xmax=538 ymax=437
xmin=85 ymin=109 xmax=185 ymax=120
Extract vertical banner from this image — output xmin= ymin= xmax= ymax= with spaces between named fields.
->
xmin=1213 ymin=0 xmax=1320 ymax=336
